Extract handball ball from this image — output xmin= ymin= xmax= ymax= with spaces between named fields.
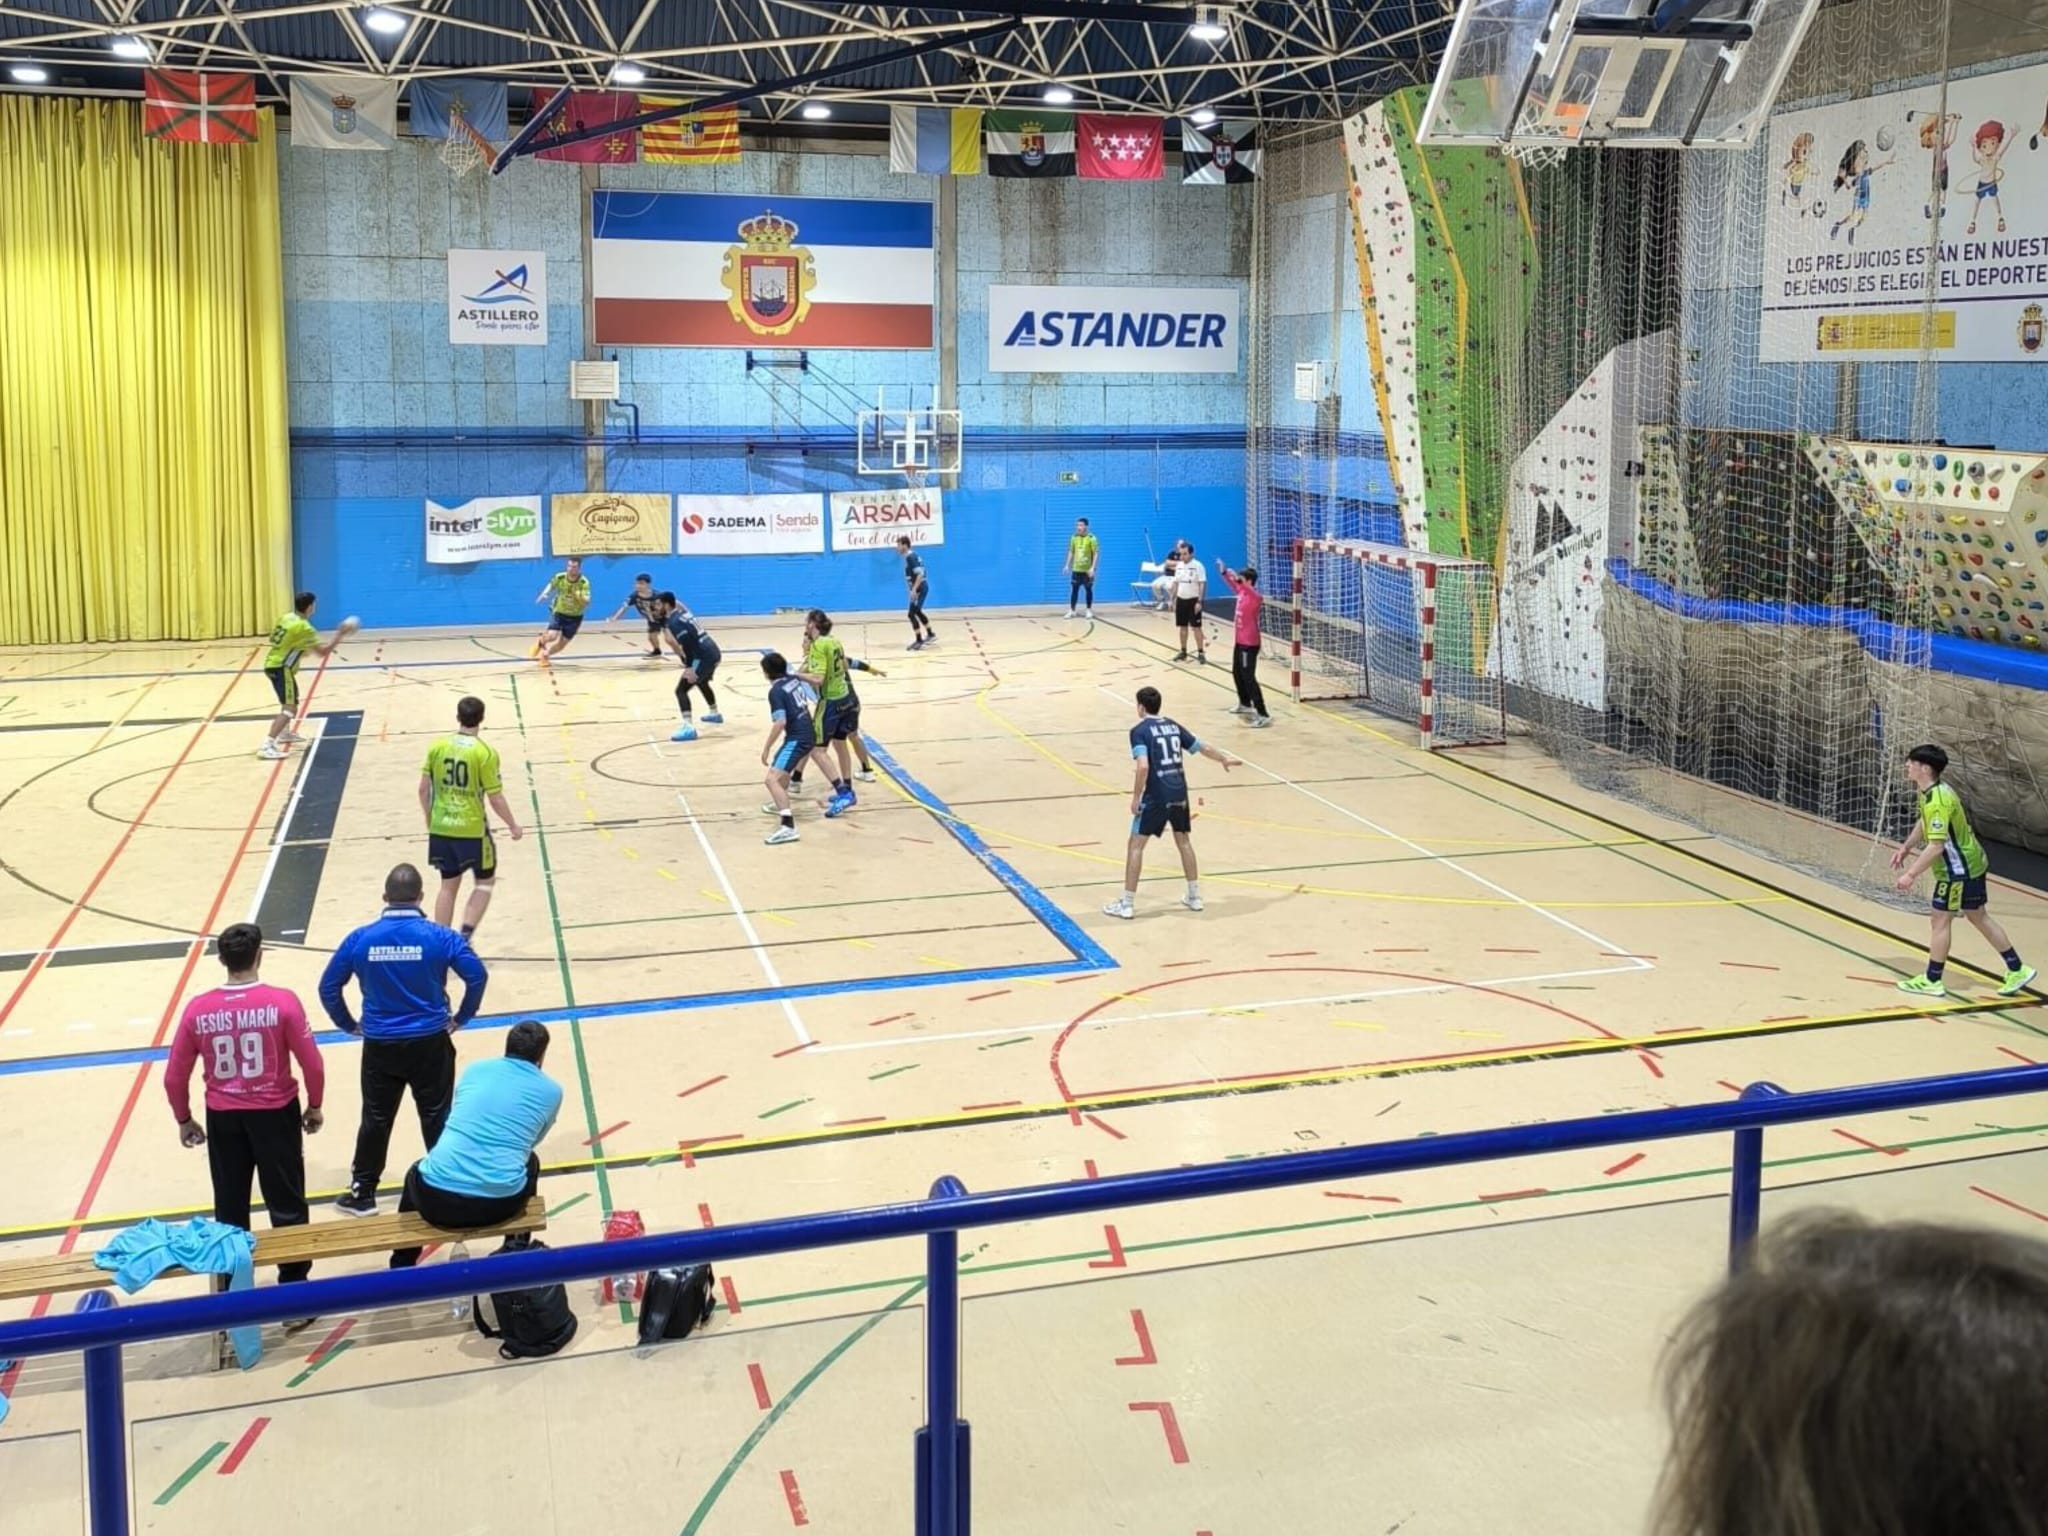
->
xmin=1875 ymin=126 xmax=1895 ymax=152
xmin=339 ymin=615 xmax=361 ymax=635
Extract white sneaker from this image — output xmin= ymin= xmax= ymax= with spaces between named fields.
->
xmin=1102 ymin=897 xmax=1135 ymax=920
xmin=854 ymin=769 xmax=877 ymax=782
xmin=1249 ymin=716 xmax=1272 ymax=728
xmin=258 ymin=741 xmax=288 ymax=760
xmin=764 ymin=825 xmax=801 ymax=846
xmin=279 ymin=728 xmax=305 ymax=743
xmin=1064 ymin=609 xmax=1077 ymax=618
xmin=1182 ymin=893 xmax=1205 ymax=912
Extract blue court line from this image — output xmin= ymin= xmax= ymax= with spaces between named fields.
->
xmin=0 ymin=732 xmax=1115 ymax=1081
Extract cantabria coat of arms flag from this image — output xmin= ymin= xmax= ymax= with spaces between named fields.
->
xmin=720 ymin=212 xmax=816 ymax=337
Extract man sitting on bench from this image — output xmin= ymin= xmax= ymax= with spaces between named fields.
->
xmin=391 ymin=1022 xmax=561 ymax=1268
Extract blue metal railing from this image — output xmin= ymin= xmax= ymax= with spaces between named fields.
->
xmin=5 ymin=1063 xmax=2047 ymax=1535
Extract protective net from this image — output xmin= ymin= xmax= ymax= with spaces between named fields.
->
xmin=1291 ymin=539 xmax=1507 ymax=750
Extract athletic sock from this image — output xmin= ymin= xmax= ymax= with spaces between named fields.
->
xmin=1186 ymin=881 xmax=1200 ymax=901
xmin=2004 ymin=948 xmax=2024 ymax=970
xmin=834 ymin=780 xmax=850 ymax=795
xmin=460 ymin=925 xmax=475 ymax=939
xmin=1928 ymin=960 xmax=1947 ymax=982
xmin=1122 ymin=888 xmax=1138 ymax=904
xmin=780 ymin=813 xmax=794 ymax=829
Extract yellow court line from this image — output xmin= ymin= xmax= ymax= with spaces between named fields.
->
xmin=5 ymin=996 xmax=2034 ymax=1244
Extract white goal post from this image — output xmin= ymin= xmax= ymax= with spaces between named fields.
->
xmin=1288 ymin=537 xmax=1507 ymax=752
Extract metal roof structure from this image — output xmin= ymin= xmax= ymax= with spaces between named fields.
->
xmin=0 ymin=2 xmax=1443 ymax=124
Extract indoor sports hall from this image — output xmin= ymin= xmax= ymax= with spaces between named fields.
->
xmin=3 ymin=2 xmax=2048 ymax=1533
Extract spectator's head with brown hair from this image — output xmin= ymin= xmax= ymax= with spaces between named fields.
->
xmin=1658 ymin=1212 xmax=2048 ymax=1536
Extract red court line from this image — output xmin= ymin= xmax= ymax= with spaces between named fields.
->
xmin=1716 ymin=1079 xmax=1745 ymax=1095
xmin=779 ymin=1469 xmax=810 ymax=1527
xmin=1831 ymin=1128 xmax=1905 ymax=1157
xmin=721 ymin=1276 xmax=743 ymax=1315
xmin=826 ymin=1115 xmax=888 ymax=1127
xmin=1719 ymin=960 xmax=1782 ymax=972
xmin=1603 ymin=1153 xmax=1646 ymax=1177
xmin=1998 ymin=1046 xmax=2039 ymax=1066
xmin=1087 ymin=1224 xmax=1128 ymax=1269
xmin=1268 ymin=950 xmax=1317 ymax=958
xmin=1084 ymin=1114 xmax=1127 ymax=1141
xmin=677 ymin=1074 xmax=728 ymax=1098
xmin=1479 ymin=1188 xmax=1548 ymax=1202
xmin=1372 ymin=947 xmax=1429 ymax=954
xmin=218 ymin=1417 xmax=271 ymax=1476
xmin=583 ymin=1121 xmax=630 ymax=1147
xmin=1971 ymin=1184 xmax=2048 ymax=1224
xmin=865 ymin=1013 xmax=912 ymax=1028
xmin=1638 ymin=1053 xmax=1666 ymax=1079
xmin=1485 ymin=947 xmax=1541 ymax=954
xmin=748 ymin=1362 xmax=772 ymax=1411
xmin=697 ymin=1202 xmax=716 ymax=1229
xmin=899 ymin=836 xmax=934 ymax=845
xmin=307 ymin=1317 xmax=356 ymax=1363
xmin=0 ymin=649 xmax=256 ymax=1032
xmin=1602 ymin=952 xmax=1657 ymax=960
xmin=1114 ymin=1309 xmax=1157 ymax=1366
xmin=1161 ymin=960 xmax=1207 ymax=969
xmin=1082 ymin=1159 xmax=1100 ymax=1179
xmin=1127 ymin=1401 xmax=1190 ymax=1464
xmin=1323 ymin=1190 xmax=1401 ymax=1204
xmin=967 ymin=990 xmax=1010 ymax=1003
xmin=1762 ymin=1014 xmax=1808 ymax=1023
xmin=771 ymin=1040 xmax=815 ymax=1059
xmin=961 ymin=1100 xmax=1022 ymax=1112
xmin=1846 ymin=974 xmax=1898 ymax=985
xmin=1652 ymin=1025 xmax=1704 ymax=1036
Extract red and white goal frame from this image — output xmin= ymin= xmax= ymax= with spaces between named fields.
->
xmin=1288 ymin=537 xmax=1507 ymax=752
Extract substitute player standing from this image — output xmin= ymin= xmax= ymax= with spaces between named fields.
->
xmin=165 ymin=921 xmax=326 ymax=1291
xmin=420 ymin=696 xmax=524 ymax=941
xmin=258 ymin=592 xmax=349 ymax=760
xmin=1103 ymin=686 xmax=1239 ymax=920
xmin=897 ymin=535 xmax=937 ymax=650
xmin=655 ymin=592 xmax=724 ymax=741
xmin=1063 ymin=517 xmax=1100 ymax=619
xmin=1893 ymin=743 xmax=2036 ymax=997
xmin=533 ymin=556 xmax=592 ymax=661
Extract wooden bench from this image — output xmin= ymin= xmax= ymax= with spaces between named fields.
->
xmin=0 ymin=1198 xmax=548 ymax=1304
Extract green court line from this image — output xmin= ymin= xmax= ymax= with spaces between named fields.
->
xmin=868 ymin=1064 xmax=920 ymax=1081
xmin=154 ymin=1441 xmax=228 ymax=1505
xmin=978 ymin=1036 xmax=1034 ymax=1050
xmin=759 ymin=1098 xmax=812 ymax=1120
xmin=285 ymin=1338 xmax=355 ymax=1389
xmin=546 ymin=1192 xmax=592 ymax=1219
xmin=510 ymin=672 xmax=628 ymax=1323
xmin=677 ymin=1278 xmax=927 ymax=1536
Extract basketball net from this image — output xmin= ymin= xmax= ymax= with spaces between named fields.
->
xmin=439 ymin=107 xmax=493 ymax=178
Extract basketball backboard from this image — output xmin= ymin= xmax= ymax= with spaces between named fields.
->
xmin=1416 ymin=0 xmax=1824 ymax=150
xmin=856 ymin=396 xmax=963 ymax=483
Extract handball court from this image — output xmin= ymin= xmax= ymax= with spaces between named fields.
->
xmin=2 ymin=609 xmax=2046 ymax=1535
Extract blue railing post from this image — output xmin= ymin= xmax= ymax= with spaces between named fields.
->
xmin=83 ymin=1334 xmax=130 ymax=1536
xmin=915 ymin=1175 xmax=971 ymax=1536
xmin=1728 ymin=1081 xmax=1787 ymax=1273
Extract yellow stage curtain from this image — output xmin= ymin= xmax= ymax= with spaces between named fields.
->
xmin=0 ymin=97 xmax=290 ymax=644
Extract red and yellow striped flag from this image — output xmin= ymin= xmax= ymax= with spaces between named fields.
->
xmin=639 ymin=101 xmax=741 ymax=165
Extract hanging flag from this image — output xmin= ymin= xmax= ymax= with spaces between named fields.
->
xmin=142 ymin=70 xmax=257 ymax=144
xmin=408 ymin=80 xmax=509 ymax=145
xmin=289 ymin=75 xmax=398 ymax=151
xmin=640 ymin=101 xmax=741 ymax=165
xmin=1182 ymin=120 xmax=1261 ymax=184
xmin=1076 ymin=114 xmax=1163 ymax=180
xmin=530 ymin=90 xmax=639 ymax=163
xmin=888 ymin=106 xmax=982 ymax=175
xmin=986 ymin=110 xmax=1075 ymax=178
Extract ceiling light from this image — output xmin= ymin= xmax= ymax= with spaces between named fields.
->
xmin=7 ymin=63 xmax=49 ymax=83
xmin=611 ymin=62 xmax=646 ymax=86
xmin=800 ymin=101 xmax=831 ymax=120
xmin=362 ymin=8 xmax=406 ymax=34
xmin=1190 ymin=106 xmax=1218 ymax=125
xmin=1190 ymin=5 xmax=1228 ymax=41
xmin=1042 ymin=85 xmax=1074 ymax=105
xmin=111 ymin=36 xmax=151 ymax=60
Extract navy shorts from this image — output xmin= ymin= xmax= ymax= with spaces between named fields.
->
xmin=1932 ymin=873 xmax=1987 ymax=912
xmin=548 ymin=612 xmax=584 ymax=639
xmin=1133 ymin=801 xmax=1192 ymax=839
xmin=910 ymin=582 xmax=930 ymax=607
xmin=821 ymin=696 xmax=861 ymax=742
xmin=691 ymin=648 xmax=721 ymax=685
xmin=772 ymin=739 xmax=813 ymax=775
xmin=428 ymin=833 xmax=497 ymax=880
xmin=265 ymin=665 xmax=300 ymax=710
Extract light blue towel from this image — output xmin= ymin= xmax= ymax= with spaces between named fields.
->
xmin=95 ymin=1218 xmax=261 ymax=1369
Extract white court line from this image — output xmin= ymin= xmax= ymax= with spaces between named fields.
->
xmin=635 ymin=708 xmax=812 ymax=1045
xmin=809 ymin=961 xmax=1650 ymax=1054
xmin=1094 ymin=684 xmax=1653 ymax=969
xmin=246 ymin=718 xmax=324 ymax=927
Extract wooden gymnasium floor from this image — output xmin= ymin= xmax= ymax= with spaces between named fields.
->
xmin=2 ymin=606 xmax=2047 ymax=1534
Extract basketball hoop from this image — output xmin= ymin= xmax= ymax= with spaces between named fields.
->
xmin=901 ymin=465 xmax=929 ymax=491
xmin=1504 ymin=138 xmax=1571 ymax=169
xmin=1504 ymin=100 xmax=1585 ymax=170
xmin=439 ymin=108 xmax=495 ymax=178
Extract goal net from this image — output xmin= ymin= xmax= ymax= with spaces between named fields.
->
xmin=1289 ymin=538 xmax=1506 ymax=751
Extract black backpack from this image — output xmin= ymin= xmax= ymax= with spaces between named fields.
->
xmin=473 ymin=1240 xmax=578 ymax=1360
xmin=635 ymin=1263 xmax=716 ymax=1347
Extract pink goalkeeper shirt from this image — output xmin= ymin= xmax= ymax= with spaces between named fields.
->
xmin=166 ymin=981 xmax=326 ymax=1122
xmin=1222 ymin=569 xmax=1263 ymax=646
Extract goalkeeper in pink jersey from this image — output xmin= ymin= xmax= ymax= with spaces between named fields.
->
xmin=166 ymin=921 xmax=327 ymax=1288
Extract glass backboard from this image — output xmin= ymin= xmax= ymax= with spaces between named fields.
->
xmin=1416 ymin=0 xmax=1824 ymax=150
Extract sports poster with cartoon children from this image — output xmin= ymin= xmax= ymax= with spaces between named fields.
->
xmin=1761 ymin=57 xmax=2048 ymax=362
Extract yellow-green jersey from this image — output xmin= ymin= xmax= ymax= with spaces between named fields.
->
xmin=263 ymin=612 xmax=318 ymax=671
xmin=422 ymin=733 xmax=503 ymax=839
xmin=546 ymin=573 xmax=592 ymax=616
xmin=1920 ymin=782 xmax=1989 ymax=880
xmin=804 ymin=635 xmax=851 ymax=701
xmin=1067 ymin=533 xmax=1099 ymax=573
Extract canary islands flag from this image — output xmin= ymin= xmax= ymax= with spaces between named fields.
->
xmin=889 ymin=106 xmax=982 ymax=176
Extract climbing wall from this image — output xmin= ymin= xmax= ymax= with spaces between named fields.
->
xmin=1341 ymin=107 xmax=1426 ymax=551
xmin=1631 ymin=426 xmax=1706 ymax=595
xmin=1804 ymin=438 xmax=2048 ymax=650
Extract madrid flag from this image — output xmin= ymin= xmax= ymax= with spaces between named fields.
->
xmin=1077 ymin=114 xmax=1163 ymax=180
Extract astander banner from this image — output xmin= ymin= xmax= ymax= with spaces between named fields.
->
xmin=425 ymin=497 xmax=542 ymax=562
xmin=676 ymin=494 xmax=825 ymax=555
xmin=986 ymin=284 xmax=1241 ymax=373
xmin=829 ymin=486 xmax=945 ymax=550
xmin=550 ymin=493 xmax=673 ymax=555
xmin=1763 ymin=58 xmax=2048 ymax=362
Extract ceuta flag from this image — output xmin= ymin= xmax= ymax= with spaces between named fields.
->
xmin=531 ymin=90 xmax=638 ymax=163
xmin=143 ymin=70 xmax=257 ymax=145
xmin=1076 ymin=114 xmax=1163 ymax=180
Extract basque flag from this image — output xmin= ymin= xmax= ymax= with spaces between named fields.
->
xmin=143 ymin=70 xmax=257 ymax=144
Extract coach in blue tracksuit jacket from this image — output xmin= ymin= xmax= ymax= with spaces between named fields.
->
xmin=318 ymin=862 xmax=489 ymax=1216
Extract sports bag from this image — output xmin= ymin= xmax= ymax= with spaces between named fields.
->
xmin=635 ymin=1263 xmax=716 ymax=1346
xmin=473 ymin=1239 xmax=578 ymax=1359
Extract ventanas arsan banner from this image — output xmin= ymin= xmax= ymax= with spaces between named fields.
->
xmin=551 ymin=493 xmax=673 ymax=555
